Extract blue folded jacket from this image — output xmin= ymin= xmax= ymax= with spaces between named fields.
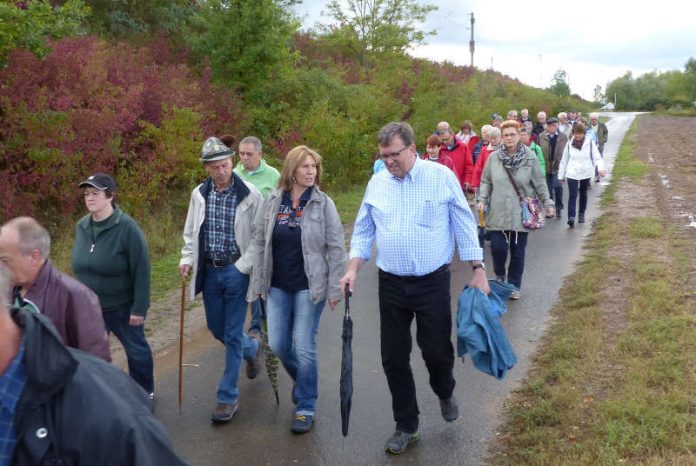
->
xmin=456 ymin=280 xmax=517 ymax=379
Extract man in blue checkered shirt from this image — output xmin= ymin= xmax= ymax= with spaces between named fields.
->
xmin=179 ymin=137 xmax=265 ymax=424
xmin=340 ymin=122 xmax=490 ymax=455
xmin=0 ymin=266 xmax=189 ymax=465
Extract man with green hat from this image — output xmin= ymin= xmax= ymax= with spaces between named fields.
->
xmin=179 ymin=136 xmax=264 ymax=423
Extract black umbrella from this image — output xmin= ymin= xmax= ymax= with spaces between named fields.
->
xmin=340 ymin=284 xmax=353 ymax=437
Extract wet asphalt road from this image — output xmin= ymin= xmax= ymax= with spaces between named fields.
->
xmin=155 ymin=113 xmax=638 ymax=465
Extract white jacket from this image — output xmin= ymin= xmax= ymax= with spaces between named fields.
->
xmin=557 ymin=138 xmax=605 ymax=181
xmin=179 ymin=175 xmax=262 ymax=301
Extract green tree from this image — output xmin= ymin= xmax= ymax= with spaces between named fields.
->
xmin=0 ymin=0 xmax=89 ymax=64
xmin=83 ymin=0 xmax=195 ymax=38
xmin=319 ymin=0 xmax=437 ymax=66
xmin=187 ymin=0 xmax=299 ymax=92
xmin=548 ymin=68 xmax=570 ymax=97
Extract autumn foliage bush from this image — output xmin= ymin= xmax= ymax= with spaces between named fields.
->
xmin=0 ymin=36 xmax=243 ymax=224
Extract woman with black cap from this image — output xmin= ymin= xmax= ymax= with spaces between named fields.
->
xmin=71 ymin=173 xmax=154 ymax=398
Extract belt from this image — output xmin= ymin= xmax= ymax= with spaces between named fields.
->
xmin=379 ymin=264 xmax=449 ymax=282
xmin=204 ymin=254 xmax=240 ymax=268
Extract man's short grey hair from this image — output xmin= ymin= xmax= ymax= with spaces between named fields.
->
xmin=481 ymin=124 xmax=493 ymax=134
xmin=378 ymin=122 xmax=414 ymax=147
xmin=239 ymin=136 xmax=262 ymax=153
xmin=3 ymin=217 xmax=51 ymax=259
xmin=488 ymin=127 xmax=501 ymax=138
xmin=0 ymin=264 xmax=10 ymax=310
xmin=537 ymin=111 xmax=546 ymax=119
xmin=558 ymin=112 xmax=568 ymax=119
xmin=507 ymin=110 xmax=518 ymax=118
xmin=589 ymin=112 xmax=599 ymax=119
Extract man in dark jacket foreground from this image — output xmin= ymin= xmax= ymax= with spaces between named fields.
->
xmin=0 ymin=217 xmax=111 ymax=361
xmin=0 ymin=266 xmax=189 ymax=466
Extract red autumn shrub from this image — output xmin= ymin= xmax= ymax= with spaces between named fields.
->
xmin=0 ymin=36 xmax=243 ymax=223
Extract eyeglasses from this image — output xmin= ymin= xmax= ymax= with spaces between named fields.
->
xmin=502 ymin=133 xmax=518 ymax=138
xmin=379 ymin=146 xmax=408 ymax=161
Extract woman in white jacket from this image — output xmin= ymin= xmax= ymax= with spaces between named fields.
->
xmin=558 ymin=122 xmax=606 ymax=227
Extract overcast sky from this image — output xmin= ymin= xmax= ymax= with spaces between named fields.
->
xmin=292 ymin=0 xmax=696 ymax=101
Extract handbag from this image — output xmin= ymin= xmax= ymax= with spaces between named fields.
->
xmin=503 ymin=165 xmax=545 ymax=230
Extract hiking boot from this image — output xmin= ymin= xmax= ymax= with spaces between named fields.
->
xmin=509 ymin=290 xmax=520 ymax=300
xmin=291 ymin=414 xmax=314 ymax=434
xmin=567 ymin=217 xmax=575 ymax=228
xmin=439 ymin=395 xmax=459 ymax=422
xmin=211 ymin=402 xmax=238 ymax=424
xmin=578 ymin=214 xmax=585 ymax=223
xmin=246 ymin=333 xmax=264 ymax=379
xmin=384 ymin=430 xmax=420 ymax=454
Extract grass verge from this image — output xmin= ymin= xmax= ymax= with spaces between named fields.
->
xmin=489 ymin=118 xmax=696 ymax=465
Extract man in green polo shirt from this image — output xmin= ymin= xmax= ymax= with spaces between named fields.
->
xmin=228 ymin=135 xmax=280 ymax=337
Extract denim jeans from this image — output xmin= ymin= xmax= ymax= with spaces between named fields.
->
xmin=266 ymin=288 xmax=324 ymax=416
xmin=202 ymin=264 xmax=259 ymax=405
xmin=546 ymin=173 xmax=564 ymax=211
xmin=488 ymin=230 xmax=529 ymax=290
xmin=566 ymin=178 xmax=590 ymax=220
xmin=378 ymin=266 xmax=455 ymax=434
xmin=248 ymin=298 xmax=265 ymax=334
xmin=103 ymin=306 xmax=154 ymax=394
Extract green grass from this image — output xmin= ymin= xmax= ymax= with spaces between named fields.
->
xmin=490 ymin=116 xmax=696 ymax=465
xmin=327 ymin=184 xmax=366 ymax=226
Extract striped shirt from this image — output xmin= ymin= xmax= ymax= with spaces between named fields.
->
xmin=205 ymin=183 xmax=239 ymax=260
xmin=350 ymin=156 xmax=483 ymax=276
xmin=0 ymin=336 xmax=27 ymax=466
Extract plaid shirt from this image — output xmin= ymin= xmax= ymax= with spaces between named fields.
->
xmin=0 ymin=336 xmax=27 ymax=466
xmin=205 ymin=183 xmax=239 ymax=260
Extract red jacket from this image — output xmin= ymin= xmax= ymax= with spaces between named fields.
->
xmin=421 ymin=153 xmax=457 ymax=174
xmin=440 ymin=140 xmax=473 ymax=189
xmin=17 ymin=259 xmax=111 ymax=361
xmin=471 ymin=144 xmax=497 ymax=189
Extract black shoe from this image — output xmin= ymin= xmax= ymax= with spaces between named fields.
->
xmin=246 ymin=333 xmax=264 ymax=379
xmin=568 ymin=218 xmax=575 ymax=228
xmin=556 ymin=208 xmax=562 ymax=219
xmin=384 ymin=430 xmax=420 ymax=454
xmin=578 ymin=214 xmax=585 ymax=223
xmin=211 ymin=402 xmax=238 ymax=424
xmin=440 ymin=396 xmax=459 ymax=422
xmin=291 ymin=414 xmax=314 ymax=434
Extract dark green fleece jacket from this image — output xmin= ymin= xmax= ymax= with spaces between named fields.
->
xmin=71 ymin=207 xmax=150 ymax=316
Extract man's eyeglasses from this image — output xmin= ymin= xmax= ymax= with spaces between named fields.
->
xmin=379 ymin=146 xmax=408 ymax=161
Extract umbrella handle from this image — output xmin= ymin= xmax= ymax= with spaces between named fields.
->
xmin=344 ymin=283 xmax=351 ymax=318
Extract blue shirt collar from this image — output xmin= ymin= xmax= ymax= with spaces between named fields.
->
xmin=391 ymin=154 xmax=422 ymax=182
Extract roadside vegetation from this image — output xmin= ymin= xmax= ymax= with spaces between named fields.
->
xmin=489 ymin=118 xmax=696 ymax=464
xmin=2 ymin=0 xmax=599 ymax=301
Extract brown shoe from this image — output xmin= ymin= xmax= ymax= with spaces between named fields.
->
xmin=246 ymin=333 xmax=264 ymax=379
xmin=211 ymin=402 xmax=238 ymax=424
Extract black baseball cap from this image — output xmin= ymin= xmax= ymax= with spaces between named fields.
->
xmin=78 ymin=173 xmax=117 ymax=192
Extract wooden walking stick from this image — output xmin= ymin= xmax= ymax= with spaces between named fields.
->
xmin=178 ymin=277 xmax=186 ymax=413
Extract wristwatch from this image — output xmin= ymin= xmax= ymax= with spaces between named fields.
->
xmin=472 ymin=263 xmax=486 ymax=271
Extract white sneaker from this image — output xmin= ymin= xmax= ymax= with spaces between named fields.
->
xmin=509 ymin=290 xmax=520 ymax=300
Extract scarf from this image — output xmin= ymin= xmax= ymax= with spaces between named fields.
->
xmin=498 ymin=142 xmax=527 ymax=168
xmin=571 ymin=137 xmax=584 ymax=150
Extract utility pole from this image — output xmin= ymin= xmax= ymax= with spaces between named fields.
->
xmin=468 ymin=13 xmax=475 ymax=68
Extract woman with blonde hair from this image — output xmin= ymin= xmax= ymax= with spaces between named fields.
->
xmin=252 ymin=145 xmax=346 ymax=434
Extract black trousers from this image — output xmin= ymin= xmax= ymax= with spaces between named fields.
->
xmin=378 ymin=265 xmax=455 ymax=433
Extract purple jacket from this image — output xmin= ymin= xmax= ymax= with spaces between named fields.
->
xmin=19 ymin=259 xmax=111 ymax=361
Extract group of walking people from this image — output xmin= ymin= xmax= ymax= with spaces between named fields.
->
xmin=0 ymin=109 xmax=609 ymax=462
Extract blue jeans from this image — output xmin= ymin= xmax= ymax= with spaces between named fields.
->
xmin=546 ymin=174 xmax=564 ymax=211
xmin=202 ymin=264 xmax=259 ymax=404
xmin=266 ymin=288 xmax=324 ymax=416
xmin=248 ymin=298 xmax=265 ymax=334
xmin=566 ymin=178 xmax=590 ymax=220
xmin=488 ymin=230 xmax=528 ymax=290
xmin=103 ymin=306 xmax=154 ymax=394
